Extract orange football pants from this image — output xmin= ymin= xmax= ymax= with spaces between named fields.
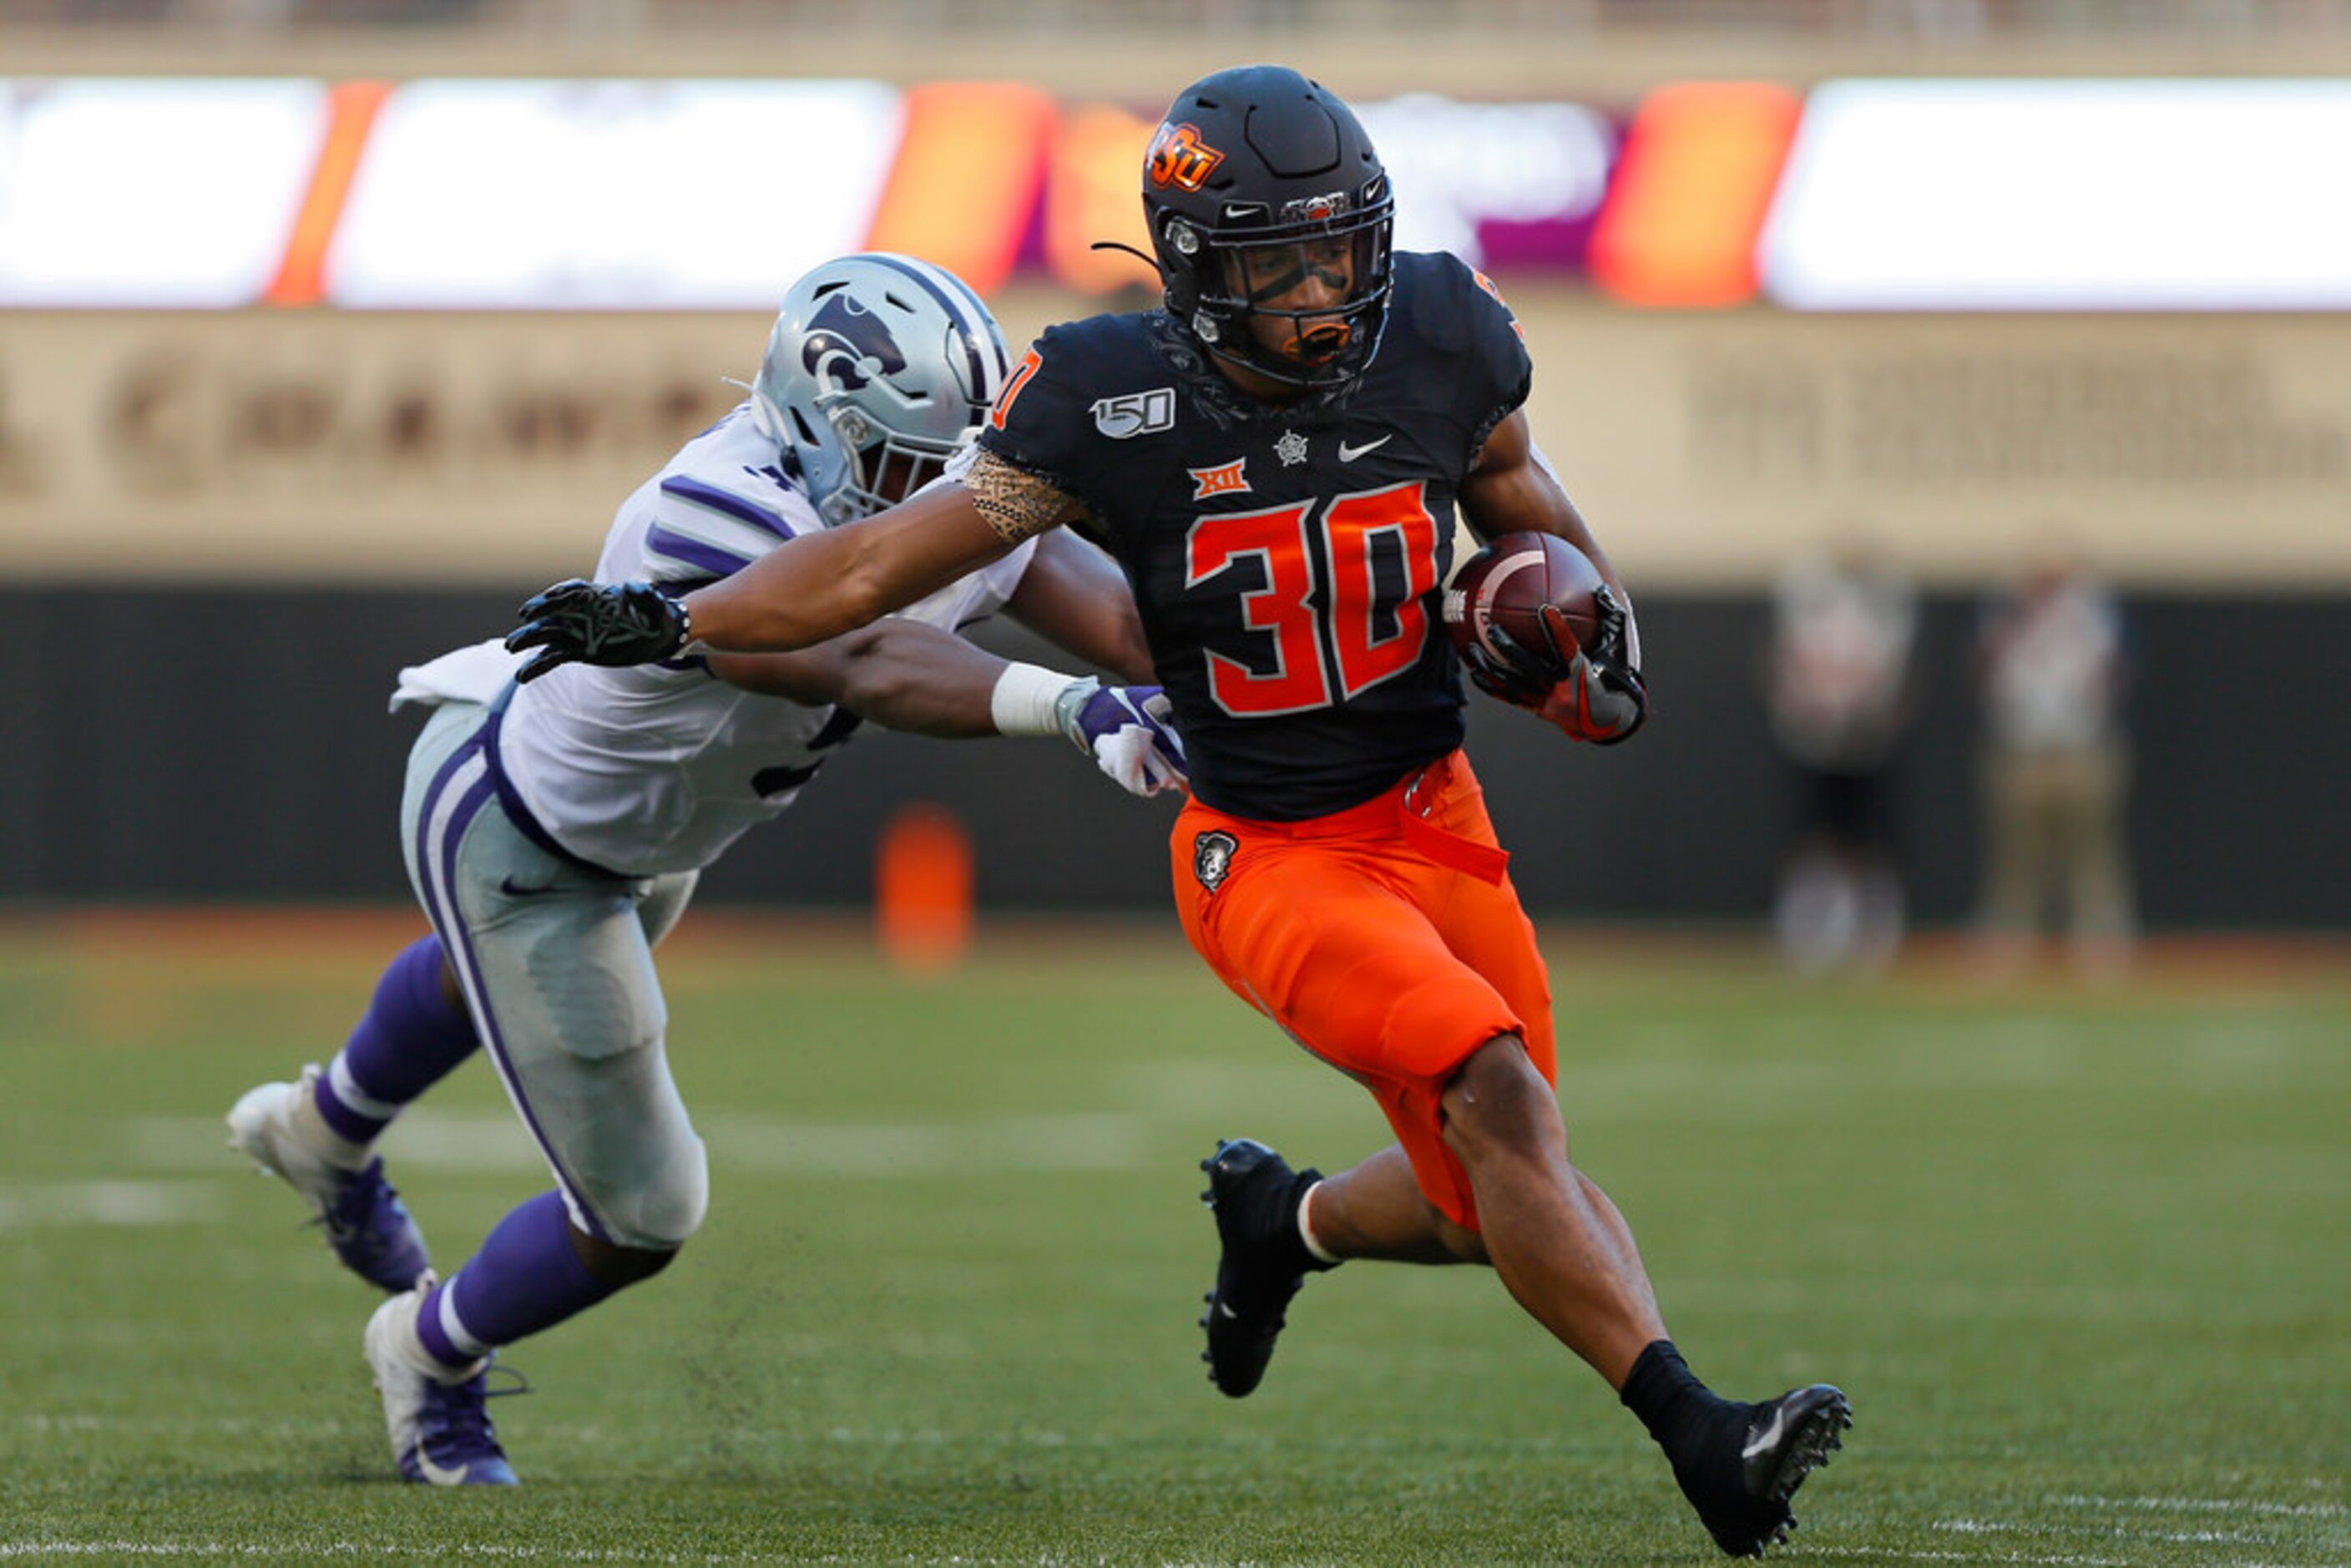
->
xmin=1170 ymin=751 xmax=1555 ymax=1230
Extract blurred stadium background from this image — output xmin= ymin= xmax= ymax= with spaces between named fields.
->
xmin=4 ymin=5 xmax=2349 ymax=1564
xmin=3 ymin=0 xmax=2348 ymax=934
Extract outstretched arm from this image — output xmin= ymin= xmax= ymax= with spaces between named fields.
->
xmin=688 ymin=484 xmax=1022 ymax=654
xmin=705 ymin=620 xmax=1020 ymax=739
xmin=509 ymin=454 xmax=1094 ymax=681
xmin=706 ymin=620 xmax=1186 ymax=796
xmin=1004 ymin=529 xmax=1155 ymax=685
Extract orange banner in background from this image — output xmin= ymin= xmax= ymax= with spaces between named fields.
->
xmin=1044 ymin=104 xmax=1161 ymax=298
xmin=862 ymin=82 xmax=1058 ymax=296
xmin=265 ymin=79 xmax=392 ymax=308
xmin=1588 ymin=82 xmax=1802 ymax=309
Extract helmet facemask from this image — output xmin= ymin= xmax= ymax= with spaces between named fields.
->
xmin=1179 ymin=209 xmax=1393 ymax=392
xmin=1141 ymin=77 xmax=1398 ymax=397
xmin=805 ymin=388 xmax=978 ymax=524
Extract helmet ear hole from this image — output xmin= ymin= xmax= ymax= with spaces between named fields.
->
xmin=786 ymin=406 xmax=822 ymax=449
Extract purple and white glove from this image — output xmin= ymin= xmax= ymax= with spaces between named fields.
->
xmin=1060 ymin=682 xmax=1189 ymax=797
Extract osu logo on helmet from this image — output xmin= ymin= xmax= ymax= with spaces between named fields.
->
xmin=1147 ymin=122 xmax=1225 ymax=192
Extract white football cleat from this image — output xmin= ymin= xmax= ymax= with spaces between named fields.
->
xmin=226 ymin=1066 xmax=430 ymax=1292
xmin=363 ymin=1274 xmax=518 ymax=1486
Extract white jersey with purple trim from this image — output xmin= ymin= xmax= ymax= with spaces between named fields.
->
xmin=497 ymin=401 xmax=1036 ymax=878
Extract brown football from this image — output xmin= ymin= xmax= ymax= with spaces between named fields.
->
xmin=1442 ymin=531 xmax=1606 ymax=685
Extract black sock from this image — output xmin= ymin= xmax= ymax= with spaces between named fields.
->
xmin=1620 ymin=1339 xmax=1740 ymax=1471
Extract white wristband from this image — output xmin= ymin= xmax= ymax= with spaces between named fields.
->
xmin=989 ymin=662 xmax=1089 ymax=738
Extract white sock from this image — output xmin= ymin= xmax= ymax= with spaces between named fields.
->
xmin=1297 ymin=1179 xmax=1340 ymax=1265
xmin=291 ymin=1070 xmax=374 ymax=1172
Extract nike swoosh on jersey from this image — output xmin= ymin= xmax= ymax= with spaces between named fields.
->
xmin=1337 ymin=435 xmax=1392 ymax=463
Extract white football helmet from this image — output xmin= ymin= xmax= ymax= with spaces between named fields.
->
xmin=749 ymin=253 xmax=1013 ymax=526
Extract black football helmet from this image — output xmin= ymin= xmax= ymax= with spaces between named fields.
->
xmin=1141 ymin=64 xmax=1394 ymax=394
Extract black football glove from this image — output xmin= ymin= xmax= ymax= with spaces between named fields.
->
xmin=1464 ymin=595 xmax=1587 ymax=710
xmin=1460 ymin=631 xmax=1558 ymax=708
xmin=505 ymin=579 xmax=691 ymax=684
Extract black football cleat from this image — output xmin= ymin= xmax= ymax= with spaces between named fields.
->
xmin=1196 ymin=1137 xmax=1321 ymax=1399
xmin=1681 ymin=1383 xmax=1853 ymax=1558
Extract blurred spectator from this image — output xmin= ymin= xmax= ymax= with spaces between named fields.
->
xmin=1974 ymin=550 xmax=2136 ymax=979
xmin=1762 ymin=541 xmax=1921 ymax=974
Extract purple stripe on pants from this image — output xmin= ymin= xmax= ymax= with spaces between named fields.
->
xmin=412 ymin=736 xmax=613 ymax=1242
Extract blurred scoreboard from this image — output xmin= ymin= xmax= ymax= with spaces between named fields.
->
xmin=7 ymin=74 xmax=2345 ymax=311
xmin=2 ymin=75 xmax=2347 ymax=589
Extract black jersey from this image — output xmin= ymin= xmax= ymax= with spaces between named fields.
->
xmin=978 ymin=250 xmax=1533 ymax=822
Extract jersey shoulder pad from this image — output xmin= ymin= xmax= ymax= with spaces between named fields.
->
xmin=977 ymin=312 xmax=1161 ymax=505
xmin=629 ymin=408 xmax=819 ymax=586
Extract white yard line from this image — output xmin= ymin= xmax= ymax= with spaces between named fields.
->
xmin=1943 ymin=1517 xmax=2277 ymax=1546
xmin=1939 ymin=1503 xmax=2350 ymax=1563
xmin=2054 ymin=1494 xmax=2349 ymax=1520
xmin=1 ymin=1549 xmax=729 ymax=1563
xmin=0 ymin=1181 xmax=222 ymax=1232
xmin=1812 ymin=1548 xmax=2133 ymax=1566
xmin=0 ymin=1546 xmax=1034 ymax=1565
xmin=140 ymin=1110 xmax=1149 ymax=1177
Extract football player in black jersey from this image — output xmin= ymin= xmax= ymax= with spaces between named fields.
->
xmin=508 ymin=63 xmax=1851 ymax=1556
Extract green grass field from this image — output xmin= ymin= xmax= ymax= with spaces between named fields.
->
xmin=2 ymin=914 xmax=2346 ymax=1565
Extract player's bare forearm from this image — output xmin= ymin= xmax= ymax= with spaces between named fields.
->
xmin=1006 ymin=529 xmax=1156 ymax=684
xmin=680 ymin=486 xmax=1015 ymax=653
xmin=1457 ymin=404 xmax=1646 ymax=667
xmin=708 ymin=622 xmax=1009 ymax=738
xmin=828 ymin=622 xmax=1017 ymax=738
xmin=1460 ymin=410 xmax=1624 ymax=594
xmin=1461 ymin=408 xmax=1640 ymax=665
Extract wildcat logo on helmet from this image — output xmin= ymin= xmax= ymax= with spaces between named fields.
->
xmin=800 ymin=293 xmax=908 ymax=392
xmin=1189 ymin=458 xmax=1250 ymax=500
xmin=1148 ymin=122 xmax=1226 ymax=192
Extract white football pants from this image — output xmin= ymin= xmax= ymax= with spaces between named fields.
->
xmin=399 ymin=698 xmax=709 ymax=1251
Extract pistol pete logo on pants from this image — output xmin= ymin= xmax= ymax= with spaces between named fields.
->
xmin=1194 ymin=831 xmax=1238 ymax=893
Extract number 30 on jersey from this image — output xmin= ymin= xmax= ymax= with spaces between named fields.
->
xmin=1185 ymin=480 xmax=1439 ymax=716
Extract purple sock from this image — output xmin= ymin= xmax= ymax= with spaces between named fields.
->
xmin=314 ymin=935 xmax=479 ymax=1143
xmin=416 ymin=1191 xmax=618 ymax=1368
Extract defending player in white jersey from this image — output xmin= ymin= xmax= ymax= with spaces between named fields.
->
xmin=224 ymin=254 xmax=1183 ymax=1486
